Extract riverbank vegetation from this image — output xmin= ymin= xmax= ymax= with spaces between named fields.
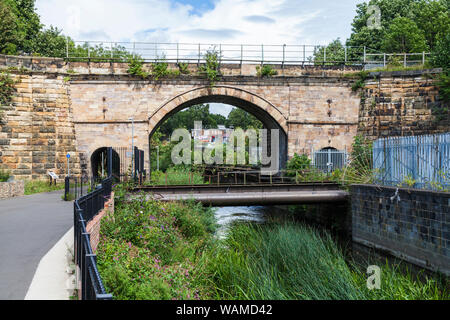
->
xmin=97 ymin=186 xmax=448 ymax=300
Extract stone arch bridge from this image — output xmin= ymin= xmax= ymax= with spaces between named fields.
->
xmin=71 ymin=70 xmax=360 ymax=176
xmin=0 ymin=56 xmax=444 ymax=180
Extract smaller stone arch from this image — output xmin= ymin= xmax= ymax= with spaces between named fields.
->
xmin=90 ymin=147 xmax=120 ymax=180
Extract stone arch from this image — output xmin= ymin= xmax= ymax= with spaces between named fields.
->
xmin=148 ymin=86 xmax=288 ymax=135
xmin=90 ymin=147 xmax=120 ymax=180
xmin=147 ymin=86 xmax=288 ymax=169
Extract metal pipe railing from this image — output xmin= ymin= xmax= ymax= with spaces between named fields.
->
xmin=66 ymin=40 xmax=429 ymax=68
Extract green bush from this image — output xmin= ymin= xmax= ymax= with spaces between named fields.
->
xmin=0 ymin=169 xmax=10 ymax=182
xmin=256 ymin=65 xmax=277 ymax=77
xmin=199 ymin=48 xmax=220 ymax=86
xmin=127 ymin=56 xmax=149 ymax=79
xmin=97 ymin=193 xmax=217 ymax=300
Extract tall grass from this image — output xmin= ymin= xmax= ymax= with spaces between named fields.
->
xmin=204 ymin=223 xmax=449 ymax=300
xmin=24 ymin=180 xmax=64 ymax=195
xmin=148 ymin=167 xmax=205 ymax=185
xmin=205 ymin=223 xmax=365 ymax=300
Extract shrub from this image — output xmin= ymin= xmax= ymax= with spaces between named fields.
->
xmin=256 ymin=65 xmax=277 ymax=77
xmin=285 ymin=153 xmax=311 ymax=176
xmin=127 ymin=56 xmax=149 ymax=79
xmin=199 ymin=48 xmax=220 ymax=86
xmin=0 ymin=169 xmax=10 ymax=182
xmin=177 ymin=62 xmax=190 ymax=75
xmin=97 ymin=193 xmax=217 ymax=300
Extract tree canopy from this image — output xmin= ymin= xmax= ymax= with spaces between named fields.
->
xmin=226 ymin=107 xmax=263 ymax=130
xmin=346 ymin=0 xmax=449 ymax=53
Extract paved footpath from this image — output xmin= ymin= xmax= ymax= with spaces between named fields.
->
xmin=0 ymin=191 xmax=72 ymax=300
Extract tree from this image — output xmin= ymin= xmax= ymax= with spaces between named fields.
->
xmin=31 ymin=26 xmax=67 ymax=57
xmin=346 ymin=0 xmax=449 ymax=52
xmin=226 ymin=108 xmax=263 ymax=130
xmin=382 ymin=17 xmax=428 ymax=53
xmin=158 ymin=104 xmax=228 ymax=138
xmin=412 ymin=0 xmax=450 ymax=50
xmin=313 ymin=39 xmax=346 ymax=64
xmin=430 ymin=30 xmax=450 ymax=70
xmin=5 ymin=0 xmax=42 ymax=54
xmin=0 ymin=0 xmax=17 ymax=54
xmin=346 ymin=0 xmax=418 ymax=51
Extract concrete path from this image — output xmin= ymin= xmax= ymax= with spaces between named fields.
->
xmin=0 ymin=191 xmax=73 ymax=300
xmin=25 ymin=228 xmax=74 ymax=300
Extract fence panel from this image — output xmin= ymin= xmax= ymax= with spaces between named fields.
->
xmin=74 ymin=176 xmax=113 ymax=300
xmin=373 ymin=133 xmax=450 ymax=190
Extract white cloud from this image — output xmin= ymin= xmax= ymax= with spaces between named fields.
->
xmin=35 ymin=0 xmax=362 ymax=45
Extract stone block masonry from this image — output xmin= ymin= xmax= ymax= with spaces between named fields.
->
xmin=1 ymin=55 xmax=448 ymax=180
xmin=358 ymin=69 xmax=449 ymax=140
xmin=0 ymin=180 xmax=24 ymax=199
xmin=0 ymin=72 xmax=80 ymax=181
xmin=351 ymin=184 xmax=450 ymax=275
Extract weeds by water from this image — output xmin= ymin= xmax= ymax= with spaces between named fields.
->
xmin=97 ymin=186 xmax=448 ymax=300
xmin=146 ymin=167 xmax=205 ymax=185
xmin=205 ymin=222 xmax=448 ymax=300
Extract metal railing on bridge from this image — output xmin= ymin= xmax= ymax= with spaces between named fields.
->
xmin=66 ymin=40 xmax=430 ymax=68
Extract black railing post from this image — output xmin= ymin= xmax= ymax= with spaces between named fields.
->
xmin=65 ymin=176 xmax=70 ymax=201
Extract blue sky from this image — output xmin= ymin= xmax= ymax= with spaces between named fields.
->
xmin=35 ymin=0 xmax=366 ymax=116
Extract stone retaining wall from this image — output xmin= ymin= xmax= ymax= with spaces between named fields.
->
xmin=358 ymin=69 xmax=449 ymax=139
xmin=351 ymin=184 xmax=450 ymax=275
xmin=0 ymin=180 xmax=24 ymax=199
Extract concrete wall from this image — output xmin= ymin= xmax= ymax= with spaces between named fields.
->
xmin=351 ymin=184 xmax=450 ymax=275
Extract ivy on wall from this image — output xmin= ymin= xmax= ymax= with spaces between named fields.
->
xmin=0 ymin=72 xmax=17 ymax=122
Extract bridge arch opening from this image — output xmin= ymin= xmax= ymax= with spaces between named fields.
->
xmin=148 ymin=87 xmax=288 ymax=172
xmin=91 ymin=147 xmax=121 ymax=180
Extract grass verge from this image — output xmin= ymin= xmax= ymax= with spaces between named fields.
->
xmin=24 ymin=180 xmax=64 ymax=195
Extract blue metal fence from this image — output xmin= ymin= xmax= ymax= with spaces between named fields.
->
xmin=373 ymin=133 xmax=450 ymax=191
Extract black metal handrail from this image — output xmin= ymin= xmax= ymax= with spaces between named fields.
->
xmin=74 ymin=176 xmax=113 ymax=300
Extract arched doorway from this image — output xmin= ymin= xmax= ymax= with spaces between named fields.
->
xmin=148 ymin=86 xmax=288 ymax=171
xmin=90 ymin=147 xmax=121 ymax=180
